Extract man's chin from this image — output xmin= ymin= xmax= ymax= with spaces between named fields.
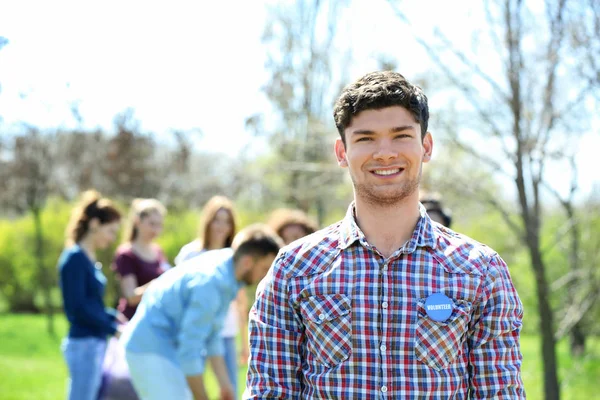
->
xmin=356 ymin=187 xmax=415 ymax=206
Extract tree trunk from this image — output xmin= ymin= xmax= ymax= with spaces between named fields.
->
xmin=569 ymin=324 xmax=585 ymax=357
xmin=529 ymin=242 xmax=560 ymax=400
xmin=566 ymin=204 xmax=586 ymax=357
xmin=32 ymin=207 xmax=55 ymax=336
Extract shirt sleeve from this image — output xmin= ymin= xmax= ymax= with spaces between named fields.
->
xmin=468 ymin=254 xmax=525 ymax=399
xmin=112 ymin=250 xmax=136 ymax=278
xmin=245 ymin=254 xmax=304 ymax=399
xmin=60 ymin=253 xmax=117 ymax=336
xmin=174 ymin=245 xmax=190 ymax=266
xmin=177 ymin=282 xmax=223 ymax=376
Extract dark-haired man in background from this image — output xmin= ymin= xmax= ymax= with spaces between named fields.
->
xmin=122 ymin=224 xmax=282 ymax=400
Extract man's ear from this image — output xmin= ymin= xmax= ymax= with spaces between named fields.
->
xmin=335 ymin=138 xmax=348 ymax=167
xmin=422 ymin=132 xmax=433 ymax=163
xmin=236 ymin=255 xmax=253 ymax=274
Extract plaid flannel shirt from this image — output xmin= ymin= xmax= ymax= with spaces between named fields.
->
xmin=245 ymin=203 xmax=525 ymax=399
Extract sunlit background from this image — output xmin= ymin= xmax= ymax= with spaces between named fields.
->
xmin=0 ymin=1 xmax=598 ymax=399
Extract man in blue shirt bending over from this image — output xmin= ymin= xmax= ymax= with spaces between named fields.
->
xmin=121 ymin=224 xmax=283 ymax=400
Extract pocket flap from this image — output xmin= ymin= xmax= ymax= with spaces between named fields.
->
xmin=300 ymin=294 xmax=351 ymax=324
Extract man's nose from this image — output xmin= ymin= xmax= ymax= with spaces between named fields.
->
xmin=373 ymin=138 xmax=398 ymax=161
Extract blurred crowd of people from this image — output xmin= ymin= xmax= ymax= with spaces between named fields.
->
xmin=57 ymin=190 xmax=328 ymax=400
xmin=57 ymin=189 xmax=452 ymax=400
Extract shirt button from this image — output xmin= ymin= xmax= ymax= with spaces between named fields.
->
xmin=380 ymin=344 xmax=387 ymax=352
xmin=319 ymin=314 xmax=326 ymax=320
xmin=382 ymin=301 xmax=388 ymax=309
xmin=381 ymin=386 xmax=388 ymax=393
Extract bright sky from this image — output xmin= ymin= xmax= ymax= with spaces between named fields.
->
xmin=1 ymin=0 xmax=597 ymax=199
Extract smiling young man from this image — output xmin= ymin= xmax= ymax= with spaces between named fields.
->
xmin=245 ymin=71 xmax=525 ymax=399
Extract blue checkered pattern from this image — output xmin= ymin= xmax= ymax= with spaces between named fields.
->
xmin=245 ymin=204 xmax=525 ymax=399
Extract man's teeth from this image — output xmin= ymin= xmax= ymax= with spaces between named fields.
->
xmin=374 ymin=169 xmax=400 ymax=176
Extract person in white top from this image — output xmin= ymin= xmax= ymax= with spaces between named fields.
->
xmin=174 ymin=195 xmax=248 ymax=398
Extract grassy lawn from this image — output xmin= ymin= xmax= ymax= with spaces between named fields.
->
xmin=0 ymin=313 xmax=598 ymax=399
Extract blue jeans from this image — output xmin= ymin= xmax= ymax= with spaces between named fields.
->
xmin=126 ymin=352 xmax=193 ymax=400
xmin=62 ymin=337 xmax=107 ymax=400
xmin=223 ymin=336 xmax=238 ymax=398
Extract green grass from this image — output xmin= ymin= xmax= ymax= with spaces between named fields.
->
xmin=0 ymin=314 xmax=242 ymax=400
xmin=0 ymin=314 xmax=598 ymax=399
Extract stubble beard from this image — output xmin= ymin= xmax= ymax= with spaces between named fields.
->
xmin=353 ymin=165 xmax=422 ymax=208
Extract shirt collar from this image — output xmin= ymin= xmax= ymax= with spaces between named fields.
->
xmin=217 ymin=250 xmax=243 ymax=294
xmin=338 ymin=202 xmax=437 ymax=252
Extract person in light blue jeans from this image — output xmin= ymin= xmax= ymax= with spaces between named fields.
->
xmin=58 ymin=190 xmax=124 ymax=400
xmin=122 ymin=225 xmax=282 ymax=400
xmin=62 ymin=337 xmax=107 ymax=398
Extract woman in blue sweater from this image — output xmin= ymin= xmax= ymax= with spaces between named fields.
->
xmin=58 ymin=190 xmax=123 ymax=400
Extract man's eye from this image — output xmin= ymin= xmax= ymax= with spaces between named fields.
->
xmin=356 ymin=137 xmax=372 ymax=142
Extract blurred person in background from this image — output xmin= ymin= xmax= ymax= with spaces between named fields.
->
xmin=98 ymin=198 xmax=170 ymax=400
xmin=420 ymin=192 xmax=452 ymax=228
xmin=113 ymin=198 xmax=170 ymax=321
xmin=121 ymin=225 xmax=283 ymax=400
xmin=58 ymin=190 xmax=123 ymax=400
xmin=174 ymin=195 xmax=249 ymax=397
xmin=267 ymin=208 xmax=318 ymax=245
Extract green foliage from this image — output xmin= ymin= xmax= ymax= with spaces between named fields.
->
xmin=0 ymin=198 xmax=69 ymax=312
xmin=0 ymin=196 xmax=285 ymax=312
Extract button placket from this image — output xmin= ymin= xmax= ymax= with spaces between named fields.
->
xmin=379 ymin=261 xmax=391 ymax=398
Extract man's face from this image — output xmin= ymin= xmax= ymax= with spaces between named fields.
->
xmin=335 ymin=106 xmax=433 ymax=207
xmin=240 ymin=254 xmax=277 ymax=286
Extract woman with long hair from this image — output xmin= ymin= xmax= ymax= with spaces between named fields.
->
xmin=98 ymin=199 xmax=169 ymax=400
xmin=112 ymin=198 xmax=169 ymax=321
xmin=58 ymin=190 xmax=123 ymax=400
xmin=175 ymin=195 xmax=248 ymax=398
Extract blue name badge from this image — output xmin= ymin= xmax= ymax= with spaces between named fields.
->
xmin=425 ymin=293 xmax=453 ymax=322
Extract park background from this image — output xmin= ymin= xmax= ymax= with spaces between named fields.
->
xmin=0 ymin=1 xmax=598 ymax=399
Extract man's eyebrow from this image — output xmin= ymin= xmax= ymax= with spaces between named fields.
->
xmin=352 ymin=125 xmax=416 ymax=135
xmin=390 ymin=125 xmax=416 ymax=133
xmin=351 ymin=129 xmax=376 ymax=135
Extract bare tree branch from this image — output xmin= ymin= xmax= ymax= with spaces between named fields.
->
xmin=388 ymin=2 xmax=514 ymax=160
xmin=434 ymin=29 xmax=510 ymax=101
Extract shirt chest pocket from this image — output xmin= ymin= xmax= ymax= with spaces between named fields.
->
xmin=414 ymin=298 xmax=472 ymax=371
xmin=299 ymin=294 xmax=352 ymax=368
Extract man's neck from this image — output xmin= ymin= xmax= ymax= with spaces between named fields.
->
xmin=354 ymin=196 xmax=421 ymax=259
